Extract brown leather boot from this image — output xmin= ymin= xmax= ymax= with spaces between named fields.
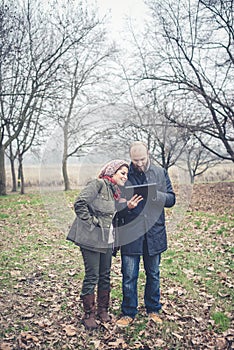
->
xmin=81 ymin=294 xmax=98 ymax=330
xmin=97 ymin=290 xmax=111 ymax=322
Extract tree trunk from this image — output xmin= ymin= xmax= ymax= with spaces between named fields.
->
xmin=20 ymin=166 xmax=25 ymax=195
xmin=63 ymin=157 xmax=71 ymax=191
xmin=0 ymin=145 xmax=7 ymax=195
xmin=190 ymin=174 xmax=195 ymax=184
xmin=17 ymin=166 xmax=21 ymax=189
xmin=18 ymin=156 xmax=25 ymax=194
xmin=187 ymin=158 xmax=195 ymax=184
xmin=10 ymin=157 xmax=17 ymax=192
xmin=62 ymin=125 xmax=71 ymax=191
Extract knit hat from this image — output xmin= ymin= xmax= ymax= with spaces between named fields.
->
xmin=98 ymin=159 xmax=129 ymax=179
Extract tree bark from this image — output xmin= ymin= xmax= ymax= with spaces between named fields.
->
xmin=0 ymin=145 xmax=6 ymax=195
xmin=18 ymin=156 xmax=25 ymax=194
xmin=62 ymin=126 xmax=71 ymax=191
xmin=10 ymin=157 xmax=17 ymax=192
xmin=62 ymin=157 xmax=70 ymax=191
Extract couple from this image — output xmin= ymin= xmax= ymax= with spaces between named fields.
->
xmin=67 ymin=141 xmax=176 ymax=330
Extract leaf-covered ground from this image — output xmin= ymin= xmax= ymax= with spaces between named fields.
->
xmin=0 ymin=182 xmax=233 ymax=349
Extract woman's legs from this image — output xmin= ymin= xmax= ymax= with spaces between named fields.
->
xmin=98 ymin=248 xmax=112 ymax=291
xmin=80 ymin=247 xmax=112 ymax=327
xmin=80 ymin=248 xmax=100 ymax=296
xmin=80 ymin=248 xmax=100 ymax=329
xmin=97 ymin=248 xmax=112 ymax=321
xmin=81 ymin=247 xmax=112 ymax=295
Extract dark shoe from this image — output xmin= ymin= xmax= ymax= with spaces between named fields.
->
xmin=97 ymin=290 xmax=111 ymax=322
xmin=82 ymin=294 xmax=98 ymax=330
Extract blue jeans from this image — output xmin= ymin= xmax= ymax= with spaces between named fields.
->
xmin=121 ymin=241 xmax=161 ymax=318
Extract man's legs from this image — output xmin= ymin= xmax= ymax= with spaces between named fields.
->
xmin=143 ymin=241 xmax=162 ymax=314
xmin=121 ymin=254 xmax=140 ymax=318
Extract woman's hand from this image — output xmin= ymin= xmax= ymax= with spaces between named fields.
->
xmin=127 ymin=194 xmax=143 ymax=209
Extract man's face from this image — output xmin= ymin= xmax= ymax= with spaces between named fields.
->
xmin=130 ymin=145 xmax=149 ymax=173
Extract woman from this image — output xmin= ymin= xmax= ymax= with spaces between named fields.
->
xmin=67 ymin=159 xmax=142 ymax=330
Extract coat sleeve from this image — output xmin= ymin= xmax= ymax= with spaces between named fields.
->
xmin=74 ymin=179 xmax=103 ymax=226
xmin=156 ymin=169 xmax=176 ymax=208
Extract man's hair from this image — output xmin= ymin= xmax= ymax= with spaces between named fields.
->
xmin=129 ymin=141 xmax=148 ymax=153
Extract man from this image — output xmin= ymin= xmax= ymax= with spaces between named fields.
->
xmin=116 ymin=141 xmax=176 ymax=327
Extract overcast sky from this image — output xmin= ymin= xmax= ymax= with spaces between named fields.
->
xmin=92 ymin=0 xmax=148 ymax=39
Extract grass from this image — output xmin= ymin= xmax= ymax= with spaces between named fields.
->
xmin=212 ymin=312 xmax=231 ymax=332
xmin=0 ymin=185 xmax=233 ymax=349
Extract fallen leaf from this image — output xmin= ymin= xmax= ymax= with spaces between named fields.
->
xmin=167 ymin=287 xmax=175 ymax=294
xmin=21 ymin=313 xmax=34 ymax=319
xmin=108 ymin=338 xmax=125 ymax=347
xmin=10 ymin=270 xmax=21 ymax=277
xmin=62 ymin=324 xmax=77 ymax=337
xmin=90 ymin=340 xmax=101 ymax=348
xmin=68 ymin=270 xmax=77 ymax=276
xmin=215 ymin=337 xmax=227 ymax=349
xmin=172 ymin=332 xmax=183 ymax=340
xmin=20 ymin=332 xmax=39 ymax=342
xmin=0 ymin=343 xmax=12 ymax=350
xmin=154 ymin=339 xmax=166 ymax=347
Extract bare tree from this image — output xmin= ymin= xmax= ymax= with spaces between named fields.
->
xmin=113 ymin=67 xmax=190 ymax=169
xmin=51 ymin=18 xmax=116 ymax=190
xmin=179 ymin=134 xmax=222 ymax=183
xmin=5 ymin=91 xmax=45 ymax=193
xmin=0 ymin=0 xmax=108 ymax=195
xmin=133 ymin=0 xmax=234 ymax=162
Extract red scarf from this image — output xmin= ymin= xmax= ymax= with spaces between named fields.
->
xmin=103 ymin=176 xmax=121 ymax=201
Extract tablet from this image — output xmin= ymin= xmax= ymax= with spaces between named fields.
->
xmin=124 ymin=183 xmax=158 ymax=200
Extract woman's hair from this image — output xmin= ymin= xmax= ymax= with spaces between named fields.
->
xmin=98 ymin=159 xmax=129 ymax=179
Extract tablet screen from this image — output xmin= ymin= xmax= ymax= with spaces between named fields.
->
xmin=124 ymin=183 xmax=158 ymax=200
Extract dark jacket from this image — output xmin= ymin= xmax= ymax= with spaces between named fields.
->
xmin=67 ymin=178 xmax=116 ymax=253
xmin=116 ymin=162 xmax=176 ymax=256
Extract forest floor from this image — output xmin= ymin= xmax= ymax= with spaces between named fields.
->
xmin=0 ymin=182 xmax=233 ymax=349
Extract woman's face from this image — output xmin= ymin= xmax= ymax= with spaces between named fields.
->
xmin=112 ymin=166 xmax=128 ymax=186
